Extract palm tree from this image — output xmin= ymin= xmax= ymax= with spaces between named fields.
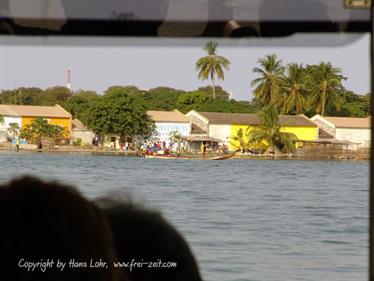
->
xmin=280 ymin=63 xmax=308 ymax=114
xmin=307 ymin=62 xmax=346 ymax=116
xmin=7 ymin=123 xmax=20 ymax=141
xmin=196 ymin=41 xmax=230 ymax=99
xmin=230 ymin=128 xmax=250 ymax=153
xmin=170 ymin=130 xmax=182 ymax=154
xmin=251 ymin=54 xmax=285 ymax=106
xmin=248 ymin=105 xmax=297 ymax=154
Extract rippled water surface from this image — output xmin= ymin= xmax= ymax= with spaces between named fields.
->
xmin=0 ymin=152 xmax=368 ymax=281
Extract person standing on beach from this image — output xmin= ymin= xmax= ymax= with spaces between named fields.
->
xmin=15 ymin=138 xmax=20 ymax=152
xmin=201 ymin=142 xmax=206 ymax=159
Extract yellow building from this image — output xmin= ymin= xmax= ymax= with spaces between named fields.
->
xmin=0 ymin=104 xmax=72 ymax=137
xmin=186 ymin=110 xmax=318 ymax=151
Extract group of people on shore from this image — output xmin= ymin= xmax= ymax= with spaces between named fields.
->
xmin=0 ymin=176 xmax=203 ymax=281
xmin=141 ymin=140 xmax=185 ymax=155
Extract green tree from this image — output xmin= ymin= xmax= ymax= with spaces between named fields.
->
xmin=61 ymin=90 xmax=98 ymax=124
xmin=170 ymin=130 xmax=182 ymax=154
xmin=307 ymin=62 xmax=346 ymax=116
xmin=251 ymin=54 xmax=285 ymax=106
xmin=20 ymin=118 xmax=67 ymax=148
xmin=230 ymin=128 xmax=249 ymax=153
xmin=248 ymin=105 xmax=297 ymax=154
xmin=16 ymin=87 xmax=43 ymax=105
xmin=178 ymin=91 xmax=209 ymax=105
xmin=280 ymin=63 xmax=308 ymax=114
xmin=196 ymin=41 xmax=231 ymax=100
xmin=86 ymin=91 xmax=154 ymax=141
xmin=0 ymin=87 xmax=43 ymax=105
xmin=326 ymin=91 xmax=370 ymax=117
xmin=144 ymin=87 xmax=184 ymax=111
xmin=42 ymin=86 xmax=72 ymax=105
xmin=198 ymin=85 xmax=230 ymax=100
xmin=48 ymin=124 xmax=68 ymax=140
xmin=105 ymin=85 xmax=143 ymax=96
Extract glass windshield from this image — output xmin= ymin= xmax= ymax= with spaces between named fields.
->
xmin=0 ymin=2 xmax=370 ymax=281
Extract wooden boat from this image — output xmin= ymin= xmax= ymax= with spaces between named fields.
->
xmin=209 ymin=154 xmax=234 ymax=160
xmin=144 ymin=153 xmax=234 ymax=160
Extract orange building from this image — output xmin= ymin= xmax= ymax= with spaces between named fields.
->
xmin=0 ymin=104 xmax=72 ymax=137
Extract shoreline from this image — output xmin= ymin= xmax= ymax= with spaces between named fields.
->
xmin=233 ymin=154 xmax=369 ymax=161
xmin=0 ymin=146 xmax=369 ymax=161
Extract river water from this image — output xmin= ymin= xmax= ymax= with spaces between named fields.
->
xmin=0 ymin=152 xmax=368 ymax=281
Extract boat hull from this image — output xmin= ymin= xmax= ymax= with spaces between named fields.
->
xmin=144 ymin=154 xmax=234 ymax=160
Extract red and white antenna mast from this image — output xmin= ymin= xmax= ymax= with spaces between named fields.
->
xmin=67 ymin=67 xmax=71 ymax=90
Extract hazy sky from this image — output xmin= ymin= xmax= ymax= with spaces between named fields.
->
xmin=0 ymin=33 xmax=370 ymax=101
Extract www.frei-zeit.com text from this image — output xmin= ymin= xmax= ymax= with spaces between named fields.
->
xmin=18 ymin=258 xmax=178 ymax=272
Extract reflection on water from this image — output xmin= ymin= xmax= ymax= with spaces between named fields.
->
xmin=0 ymin=152 xmax=368 ymax=281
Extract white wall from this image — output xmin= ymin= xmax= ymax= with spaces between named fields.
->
xmin=208 ymin=124 xmax=231 ymax=145
xmin=0 ymin=116 xmax=22 ymax=130
xmin=186 ymin=111 xmax=209 ymax=132
xmin=336 ymin=128 xmax=371 ymax=148
xmin=72 ymin=130 xmax=94 ymax=145
xmin=154 ymin=122 xmax=191 ymax=141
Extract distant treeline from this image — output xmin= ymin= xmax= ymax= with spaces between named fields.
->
xmin=0 ymin=84 xmax=370 ymax=127
xmin=0 ymin=86 xmax=256 ymax=123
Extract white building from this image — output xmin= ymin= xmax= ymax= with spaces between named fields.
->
xmin=0 ymin=116 xmax=21 ymax=143
xmin=186 ymin=110 xmax=318 ymax=150
xmin=72 ymin=119 xmax=94 ymax=145
xmin=311 ymin=115 xmax=371 ymax=148
xmin=147 ymin=110 xmax=191 ymax=142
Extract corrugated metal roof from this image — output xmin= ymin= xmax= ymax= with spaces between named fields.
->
xmin=0 ymin=104 xmax=71 ymax=118
xmin=323 ymin=116 xmax=370 ymax=129
xmin=198 ymin=112 xmax=317 ymax=127
xmin=147 ymin=110 xmax=190 ymax=123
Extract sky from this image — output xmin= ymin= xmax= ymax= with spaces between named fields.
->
xmin=0 ymin=33 xmax=370 ymax=101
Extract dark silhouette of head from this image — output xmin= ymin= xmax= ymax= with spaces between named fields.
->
xmin=102 ymin=201 xmax=203 ymax=281
xmin=0 ymin=176 xmax=122 ymax=281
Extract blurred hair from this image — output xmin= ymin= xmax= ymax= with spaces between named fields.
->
xmin=101 ymin=200 xmax=203 ymax=281
xmin=0 ymin=176 xmax=123 ymax=281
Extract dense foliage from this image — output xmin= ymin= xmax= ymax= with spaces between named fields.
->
xmin=196 ymin=41 xmax=230 ymax=99
xmin=251 ymin=55 xmax=367 ymax=117
xmin=20 ymin=117 xmax=68 ymax=148
xmin=0 ymin=53 xmax=369 ymax=126
xmin=60 ymin=90 xmax=99 ymax=125
xmin=0 ymin=86 xmax=71 ymax=106
xmin=248 ymin=105 xmax=298 ymax=154
xmin=85 ymin=90 xmax=154 ymax=140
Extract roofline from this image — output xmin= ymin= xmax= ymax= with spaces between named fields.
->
xmin=186 ymin=110 xmax=210 ymax=124
xmin=211 ymin=122 xmax=317 ymax=127
xmin=298 ymin=114 xmax=319 ymax=127
xmin=193 ymin=111 xmax=317 ymax=127
xmin=311 ymin=114 xmax=336 ymax=129
xmin=312 ymin=114 xmax=370 ymax=129
xmin=154 ymin=120 xmax=190 ymax=123
xmin=0 ymin=104 xmax=71 ymax=118
xmin=146 ymin=110 xmax=190 ymax=123
xmin=173 ymin=109 xmax=184 ymax=114
xmin=55 ymin=104 xmax=72 ymax=118
xmin=335 ymin=126 xmax=371 ymax=129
